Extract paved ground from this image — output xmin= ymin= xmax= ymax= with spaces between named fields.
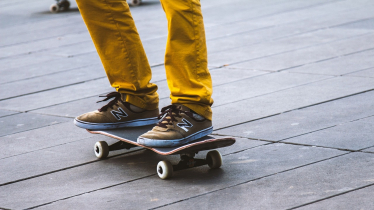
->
xmin=1 ymin=0 xmax=374 ymax=209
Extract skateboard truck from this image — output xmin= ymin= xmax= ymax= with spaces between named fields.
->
xmin=94 ymin=140 xmax=223 ymax=180
xmin=50 ymin=0 xmax=70 ymax=13
xmin=156 ymin=151 xmax=222 ymax=179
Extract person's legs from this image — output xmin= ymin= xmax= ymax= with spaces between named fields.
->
xmin=138 ymin=0 xmax=214 ymax=147
xmin=161 ymin=0 xmax=213 ymax=120
xmin=74 ymin=0 xmax=159 ymax=129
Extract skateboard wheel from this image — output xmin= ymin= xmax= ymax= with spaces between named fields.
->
xmin=60 ymin=0 xmax=70 ymax=11
xmin=94 ymin=141 xmax=109 ymax=159
xmin=131 ymin=0 xmax=141 ymax=6
xmin=157 ymin=160 xmax=173 ymax=179
xmin=206 ymin=150 xmax=222 ymax=169
xmin=50 ymin=4 xmax=59 ymax=13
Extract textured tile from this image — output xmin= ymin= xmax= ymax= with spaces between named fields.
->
xmin=28 ymin=144 xmax=344 ymax=210
xmin=212 ymin=71 xmax=330 ymax=106
xmin=159 ymin=153 xmax=374 ymax=210
xmin=0 ymin=109 xmax=18 ymax=118
xmin=299 ymin=185 xmax=374 ymax=210
xmin=345 ymin=67 xmax=374 ymax=78
xmin=286 ymin=49 xmax=374 ymax=76
xmin=0 ymin=113 xmax=69 ymax=137
xmin=0 ymin=122 xmax=89 ymax=159
xmin=284 ymin=121 xmax=374 ymax=150
xmin=212 ymin=76 xmax=374 ymax=129
xmin=217 ymin=91 xmax=374 ymax=141
xmin=0 ymin=65 xmax=106 ymax=100
xmin=229 ymin=33 xmax=374 ymax=71
xmin=0 ymin=78 xmax=113 ymax=111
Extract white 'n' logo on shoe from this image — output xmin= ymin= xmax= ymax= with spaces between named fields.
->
xmin=111 ymin=107 xmax=128 ymax=120
xmin=177 ymin=118 xmax=193 ymax=132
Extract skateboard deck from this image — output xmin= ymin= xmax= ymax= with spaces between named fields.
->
xmin=87 ymin=125 xmax=235 ymax=179
xmin=88 ymin=125 xmax=235 ymax=155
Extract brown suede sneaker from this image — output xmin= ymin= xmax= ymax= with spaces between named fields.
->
xmin=137 ymin=104 xmax=213 ymax=147
xmin=74 ymin=92 xmax=159 ymax=130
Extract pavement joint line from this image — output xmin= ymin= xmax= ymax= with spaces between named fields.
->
xmin=278 ymin=47 xmax=374 ymax=72
xmin=150 ymin=152 xmax=351 ymax=210
xmin=0 ymin=77 xmax=107 ymax=102
xmin=212 ymin=0 xmax=342 ymax=31
xmin=341 ymin=66 xmax=374 ymax=77
xmin=0 ymin=135 xmax=94 ymax=160
xmin=211 ymin=71 xmax=274 ymax=88
xmin=22 ymin=92 xmax=113 ymax=113
xmin=214 ymin=31 xmax=374 ymax=68
xmin=0 ymin=121 xmax=66 ymax=138
xmin=0 ymin=63 xmax=96 ymax=85
xmin=0 ymin=111 xmax=22 ymax=119
xmin=214 ymin=133 xmax=360 ymax=153
xmin=288 ymin=181 xmax=374 ymax=209
xmin=0 ymin=147 xmax=145 ymax=187
xmin=204 ymin=1 xmax=374 ymax=45
xmin=214 ymin=87 xmax=374 ymax=131
xmin=0 ymin=38 xmax=94 ymax=60
xmin=212 ymin=75 xmax=335 ymax=109
xmin=0 ymin=28 xmax=88 ymax=49
xmin=26 ymin=174 xmax=156 ymax=210
xmin=0 ymin=206 xmax=11 ymax=210
xmin=2 ymin=1 xmax=367 ymax=65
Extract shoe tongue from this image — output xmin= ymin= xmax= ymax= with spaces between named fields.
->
xmin=120 ymin=93 xmax=126 ymax=101
xmin=174 ymin=104 xmax=190 ymax=112
xmin=129 ymin=104 xmax=145 ymax=112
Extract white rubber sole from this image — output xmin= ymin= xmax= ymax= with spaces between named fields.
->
xmin=74 ymin=117 xmax=158 ymax=130
xmin=137 ymin=126 xmax=213 ymax=147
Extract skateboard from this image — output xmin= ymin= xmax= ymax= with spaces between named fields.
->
xmin=88 ymin=125 xmax=235 ymax=179
xmin=49 ymin=0 xmax=142 ymax=13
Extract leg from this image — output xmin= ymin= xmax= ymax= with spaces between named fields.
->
xmin=160 ymin=0 xmax=213 ymax=120
xmin=74 ymin=0 xmax=159 ymax=129
xmin=76 ymin=0 xmax=158 ymax=110
xmin=138 ymin=0 xmax=213 ymax=147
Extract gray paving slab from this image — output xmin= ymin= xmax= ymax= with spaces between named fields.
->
xmin=217 ymin=90 xmax=374 ymax=141
xmin=299 ymin=185 xmax=374 ymax=210
xmin=0 ymin=78 xmax=113 ymax=112
xmin=0 ymin=137 xmax=265 ymax=209
xmin=159 ymin=152 xmax=374 ymax=210
xmin=345 ymin=67 xmax=374 ymax=78
xmin=363 ymin=147 xmax=374 ymax=153
xmin=209 ymin=25 xmax=371 ymax=59
xmin=210 ymin=67 xmax=268 ymax=86
xmin=286 ymin=49 xmax=374 ymax=76
xmin=30 ymin=81 xmax=169 ymax=118
xmin=212 ymin=76 xmax=374 ymax=129
xmin=284 ymin=120 xmax=374 ymax=151
xmin=26 ymin=144 xmax=344 ymax=210
xmin=229 ymin=32 xmax=374 ymax=71
xmin=0 ymin=112 xmax=69 ymax=137
xmin=203 ymin=0 xmax=336 ymax=26
xmin=0 ymin=53 xmax=58 ymax=72
xmin=0 ymin=65 xmax=106 ymax=100
xmin=0 ymin=15 xmax=86 ymax=47
xmin=0 ymin=109 xmax=18 ymax=118
xmin=0 ymin=31 xmax=91 ymax=58
xmin=0 ymin=53 xmax=101 ymax=84
xmin=0 ymin=122 xmax=90 ymax=159
xmin=213 ymin=71 xmax=330 ymax=106
xmin=0 ymin=134 xmax=144 ymax=185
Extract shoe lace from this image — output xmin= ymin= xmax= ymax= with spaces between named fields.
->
xmin=157 ymin=105 xmax=193 ymax=128
xmin=97 ymin=92 xmax=123 ymax=112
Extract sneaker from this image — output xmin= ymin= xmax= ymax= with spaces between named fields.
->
xmin=74 ymin=92 xmax=159 ymax=130
xmin=137 ymin=104 xmax=213 ymax=147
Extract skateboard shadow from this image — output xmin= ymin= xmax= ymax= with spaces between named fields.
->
xmin=100 ymin=149 xmax=227 ymax=182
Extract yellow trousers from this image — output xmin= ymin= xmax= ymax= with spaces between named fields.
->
xmin=76 ymin=0 xmax=213 ymax=120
